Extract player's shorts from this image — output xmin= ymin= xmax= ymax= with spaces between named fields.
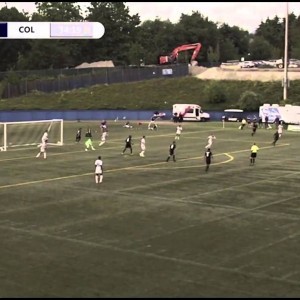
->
xmin=141 ymin=145 xmax=146 ymax=151
xmin=251 ymin=153 xmax=257 ymax=158
xmin=85 ymin=139 xmax=92 ymax=147
xmin=95 ymin=167 xmax=103 ymax=175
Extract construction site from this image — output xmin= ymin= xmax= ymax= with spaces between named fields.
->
xmin=190 ymin=65 xmax=300 ymax=82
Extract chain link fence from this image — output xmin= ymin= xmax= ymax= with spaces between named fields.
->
xmin=0 ymin=64 xmax=189 ymax=99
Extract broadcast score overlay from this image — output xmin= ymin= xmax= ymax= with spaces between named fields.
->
xmin=0 ymin=22 xmax=105 ymax=39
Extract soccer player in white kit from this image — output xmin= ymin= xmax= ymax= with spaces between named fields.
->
xmin=175 ymin=125 xmax=183 ymax=140
xmin=139 ymin=136 xmax=146 ymax=157
xmin=42 ymin=130 xmax=48 ymax=143
xmin=205 ymin=134 xmax=216 ymax=149
xmin=36 ymin=141 xmax=47 ymax=159
xmin=95 ymin=156 xmax=103 ymax=184
xmin=99 ymin=123 xmax=108 ymax=146
xmin=278 ymin=123 xmax=283 ymax=138
xmin=99 ymin=130 xmax=108 ymax=147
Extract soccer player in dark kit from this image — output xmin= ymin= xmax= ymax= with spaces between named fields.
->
xmin=122 ymin=135 xmax=133 ymax=155
xmin=204 ymin=148 xmax=213 ymax=172
xmin=166 ymin=141 xmax=176 ymax=162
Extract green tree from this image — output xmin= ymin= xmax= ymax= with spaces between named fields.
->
xmin=19 ymin=2 xmax=84 ymax=69
xmin=255 ymin=16 xmax=284 ymax=58
xmin=218 ymin=38 xmax=239 ymax=62
xmin=136 ymin=19 xmax=178 ymax=64
xmin=176 ymin=12 xmax=220 ymax=63
xmin=127 ymin=42 xmax=146 ymax=66
xmin=248 ymin=36 xmax=273 ymax=60
xmin=219 ymin=24 xmax=250 ymax=58
xmin=255 ymin=13 xmax=300 ymax=60
xmin=34 ymin=2 xmax=83 ymax=21
xmin=207 ymin=45 xmax=220 ymax=65
xmin=289 ymin=15 xmax=300 ymax=58
xmin=84 ymin=2 xmax=140 ymax=65
xmin=238 ymin=91 xmax=263 ymax=111
xmin=20 ymin=40 xmax=76 ymax=69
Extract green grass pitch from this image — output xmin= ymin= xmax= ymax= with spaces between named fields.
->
xmin=1 ymin=120 xmax=300 ymax=297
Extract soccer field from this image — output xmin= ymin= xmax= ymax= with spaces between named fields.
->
xmin=1 ymin=120 xmax=300 ymax=297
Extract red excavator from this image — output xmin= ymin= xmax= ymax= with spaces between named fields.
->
xmin=159 ymin=43 xmax=201 ymax=66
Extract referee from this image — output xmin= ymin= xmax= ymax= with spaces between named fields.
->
xmin=250 ymin=142 xmax=259 ymax=166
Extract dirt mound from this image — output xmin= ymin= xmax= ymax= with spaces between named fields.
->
xmin=189 ymin=66 xmax=209 ymax=76
xmin=75 ymin=60 xmax=115 ymax=68
xmin=193 ymin=67 xmax=300 ymax=82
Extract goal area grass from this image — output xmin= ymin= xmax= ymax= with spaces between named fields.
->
xmin=1 ymin=120 xmax=300 ymax=297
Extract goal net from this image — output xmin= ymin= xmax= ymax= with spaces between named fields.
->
xmin=0 ymin=119 xmax=63 ymax=151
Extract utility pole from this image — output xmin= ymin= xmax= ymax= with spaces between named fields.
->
xmin=283 ymin=2 xmax=289 ymax=101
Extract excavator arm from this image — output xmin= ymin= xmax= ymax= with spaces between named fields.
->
xmin=159 ymin=43 xmax=201 ymax=65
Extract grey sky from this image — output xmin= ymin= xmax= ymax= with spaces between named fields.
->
xmin=0 ymin=2 xmax=298 ymax=33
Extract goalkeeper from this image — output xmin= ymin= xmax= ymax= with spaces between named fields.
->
xmin=85 ymin=128 xmax=96 ymax=151
xmin=36 ymin=141 xmax=47 ymax=159
xmin=42 ymin=130 xmax=48 ymax=143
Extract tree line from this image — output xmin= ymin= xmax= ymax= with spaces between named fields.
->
xmin=1 ymin=2 xmax=300 ymax=72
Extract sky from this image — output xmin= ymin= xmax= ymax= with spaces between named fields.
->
xmin=0 ymin=2 xmax=299 ymax=33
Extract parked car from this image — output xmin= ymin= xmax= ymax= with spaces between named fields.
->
xmin=253 ymin=60 xmax=265 ymax=67
xmin=288 ymin=59 xmax=300 ymax=68
xmin=239 ymin=61 xmax=255 ymax=68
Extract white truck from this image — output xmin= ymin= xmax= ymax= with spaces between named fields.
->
xmin=259 ymin=103 xmax=300 ymax=124
xmin=172 ymin=104 xmax=210 ymax=122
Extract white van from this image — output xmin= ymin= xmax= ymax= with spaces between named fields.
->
xmin=259 ymin=103 xmax=300 ymax=124
xmin=172 ymin=104 xmax=210 ymax=122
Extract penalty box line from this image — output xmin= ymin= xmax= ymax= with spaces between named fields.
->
xmin=131 ymin=143 xmax=289 ymax=171
xmin=0 ymin=143 xmax=290 ymax=190
xmin=0 ymin=126 xmax=225 ymax=156
xmin=0 ymin=130 xmax=208 ymax=163
xmin=134 ymin=153 xmax=234 ymax=170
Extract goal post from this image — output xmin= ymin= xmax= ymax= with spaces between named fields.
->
xmin=0 ymin=119 xmax=63 ymax=151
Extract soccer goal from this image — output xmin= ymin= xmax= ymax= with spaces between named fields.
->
xmin=0 ymin=119 xmax=63 ymax=151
